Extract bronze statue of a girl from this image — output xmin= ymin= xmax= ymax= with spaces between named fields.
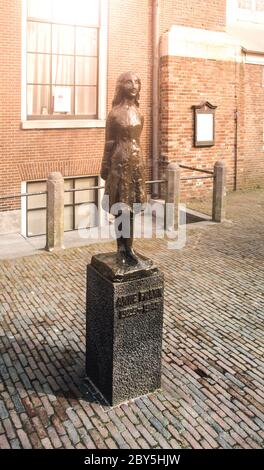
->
xmin=101 ymin=72 xmax=147 ymax=267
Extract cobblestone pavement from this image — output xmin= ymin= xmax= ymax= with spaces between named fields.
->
xmin=0 ymin=189 xmax=263 ymax=449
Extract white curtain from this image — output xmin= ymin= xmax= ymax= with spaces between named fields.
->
xmin=27 ymin=0 xmax=99 ymax=116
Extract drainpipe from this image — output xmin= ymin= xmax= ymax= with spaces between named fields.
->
xmin=152 ymin=0 xmax=160 ymax=199
xmin=234 ymin=108 xmax=238 ymax=191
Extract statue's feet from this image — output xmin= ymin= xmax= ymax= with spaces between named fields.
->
xmin=116 ymin=248 xmax=138 ymax=267
xmin=116 ymin=250 xmax=127 ymax=266
xmin=125 ymin=248 xmax=139 ymax=265
xmin=116 ymin=247 xmax=154 ymax=273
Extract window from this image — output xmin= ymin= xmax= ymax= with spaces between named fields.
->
xmin=23 ymin=0 xmax=107 ymax=127
xmin=26 ymin=176 xmax=98 ymax=236
xmin=239 ymin=0 xmax=264 ymax=11
xmin=237 ymin=0 xmax=264 ymax=21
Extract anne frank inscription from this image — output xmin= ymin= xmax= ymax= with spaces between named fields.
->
xmin=86 ymin=263 xmax=164 ymax=405
xmin=117 ymin=287 xmax=163 ymax=319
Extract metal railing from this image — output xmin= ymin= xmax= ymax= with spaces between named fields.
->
xmin=0 ymin=190 xmax=47 ymax=201
xmin=180 ymin=176 xmax=213 ymax=181
xmin=0 ymin=179 xmax=168 ymax=201
xmin=179 ymin=164 xmax=214 ymax=175
xmin=165 ymin=161 xmax=226 ymax=229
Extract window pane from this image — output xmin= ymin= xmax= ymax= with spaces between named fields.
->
xmin=27 ymin=181 xmax=47 ymax=209
xmin=64 ymin=179 xmax=73 ymax=205
xmin=52 ymin=86 xmax=73 ymax=114
xmin=256 ymin=0 xmax=264 ymax=12
xmin=52 ymin=25 xmax=75 ymax=55
xmin=76 ymin=28 xmax=98 ymax=56
xmin=238 ymin=0 xmax=252 ymax=8
xmin=52 ymin=0 xmax=99 ymax=26
xmin=28 ymin=209 xmax=47 ymax=236
xmin=27 ymin=0 xmax=52 ymax=20
xmin=74 ymin=0 xmax=100 ymax=26
xmin=27 ymin=53 xmax=50 ymax=84
xmin=52 ymin=55 xmax=74 ymax=85
xmin=75 ymin=177 xmax=96 ymax=204
xmin=27 ymin=85 xmax=50 ymax=115
xmin=75 ymin=204 xmax=98 ymax=230
xmin=52 ymin=0 xmax=76 ymax=24
xmin=75 ymin=86 xmax=97 ymax=115
xmin=76 ymin=57 xmax=97 ymax=85
xmin=27 ymin=22 xmax=51 ymax=53
xmin=64 ymin=206 xmax=74 ymax=231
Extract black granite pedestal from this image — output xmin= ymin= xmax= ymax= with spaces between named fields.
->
xmin=86 ymin=253 xmax=164 ymax=406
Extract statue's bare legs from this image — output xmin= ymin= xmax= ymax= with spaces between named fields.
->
xmin=115 ymin=211 xmax=139 ymax=266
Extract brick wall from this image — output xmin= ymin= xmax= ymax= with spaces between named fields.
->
xmin=241 ymin=64 xmax=264 ymax=189
xmin=160 ymin=55 xmax=239 ymax=199
xmin=160 ymin=0 xmax=226 ymax=34
xmin=160 ymin=53 xmax=264 ymax=200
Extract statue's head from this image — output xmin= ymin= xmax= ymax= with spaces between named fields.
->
xmin=112 ymin=71 xmax=141 ymax=108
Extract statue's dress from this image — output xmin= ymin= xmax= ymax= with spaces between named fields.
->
xmin=101 ymin=103 xmax=147 ymax=212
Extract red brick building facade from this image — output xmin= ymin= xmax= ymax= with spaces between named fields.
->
xmin=0 ymin=0 xmax=263 ymax=235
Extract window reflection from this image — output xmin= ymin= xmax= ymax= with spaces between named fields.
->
xmin=76 ymin=28 xmax=98 ymax=56
xmin=27 ymin=22 xmax=51 ymax=53
xmin=75 ymin=86 xmax=97 ymax=116
xmin=27 ymin=85 xmax=50 ymax=115
xmin=27 ymin=53 xmax=50 ymax=84
xmin=52 ymin=25 xmax=75 ymax=55
xmin=52 ymin=56 xmax=74 ymax=85
xmin=76 ymin=57 xmax=97 ymax=86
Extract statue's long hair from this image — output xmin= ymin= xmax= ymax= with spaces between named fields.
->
xmin=112 ymin=72 xmax=141 ymax=108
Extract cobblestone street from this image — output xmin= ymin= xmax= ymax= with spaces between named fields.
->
xmin=0 ymin=189 xmax=263 ymax=449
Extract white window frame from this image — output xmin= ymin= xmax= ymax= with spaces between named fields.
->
xmin=227 ymin=0 xmax=264 ymax=25
xmin=21 ymin=0 xmax=108 ymax=129
xmin=238 ymin=0 xmax=264 ymax=22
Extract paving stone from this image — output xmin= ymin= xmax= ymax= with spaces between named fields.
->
xmin=9 ymin=411 xmax=22 ymax=430
xmin=66 ymin=407 xmax=83 ymax=428
xmin=121 ymin=417 xmax=141 ymax=439
xmin=63 ymin=420 xmax=80 ymax=446
xmin=29 ymin=432 xmax=42 ymax=449
xmin=61 ymin=434 xmax=74 ymax=449
xmin=50 ymin=415 xmax=66 ymax=436
xmin=12 ymin=394 xmax=26 ymax=413
xmin=41 ymin=437 xmax=53 ymax=449
xmin=0 ymin=434 xmax=11 ymax=449
xmin=136 ymin=437 xmax=151 ymax=449
xmin=137 ymin=424 xmax=158 ymax=447
xmin=105 ymin=437 xmax=118 ymax=449
xmin=75 ymin=408 xmax=93 ymax=430
xmin=89 ymin=429 xmax=108 ymax=449
xmin=91 ymin=417 xmax=109 ymax=439
xmin=0 ymin=401 xmax=9 ymax=420
xmin=0 ymin=189 xmax=263 ymax=449
xmin=10 ymin=438 xmax=21 ymax=449
xmin=121 ymin=430 xmax=139 ymax=448
xmin=17 ymin=429 xmax=32 ymax=449
xmin=79 ymin=429 xmax=96 ymax=449
xmin=47 ymin=427 xmax=62 ymax=448
xmin=2 ymin=418 xmax=16 ymax=440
